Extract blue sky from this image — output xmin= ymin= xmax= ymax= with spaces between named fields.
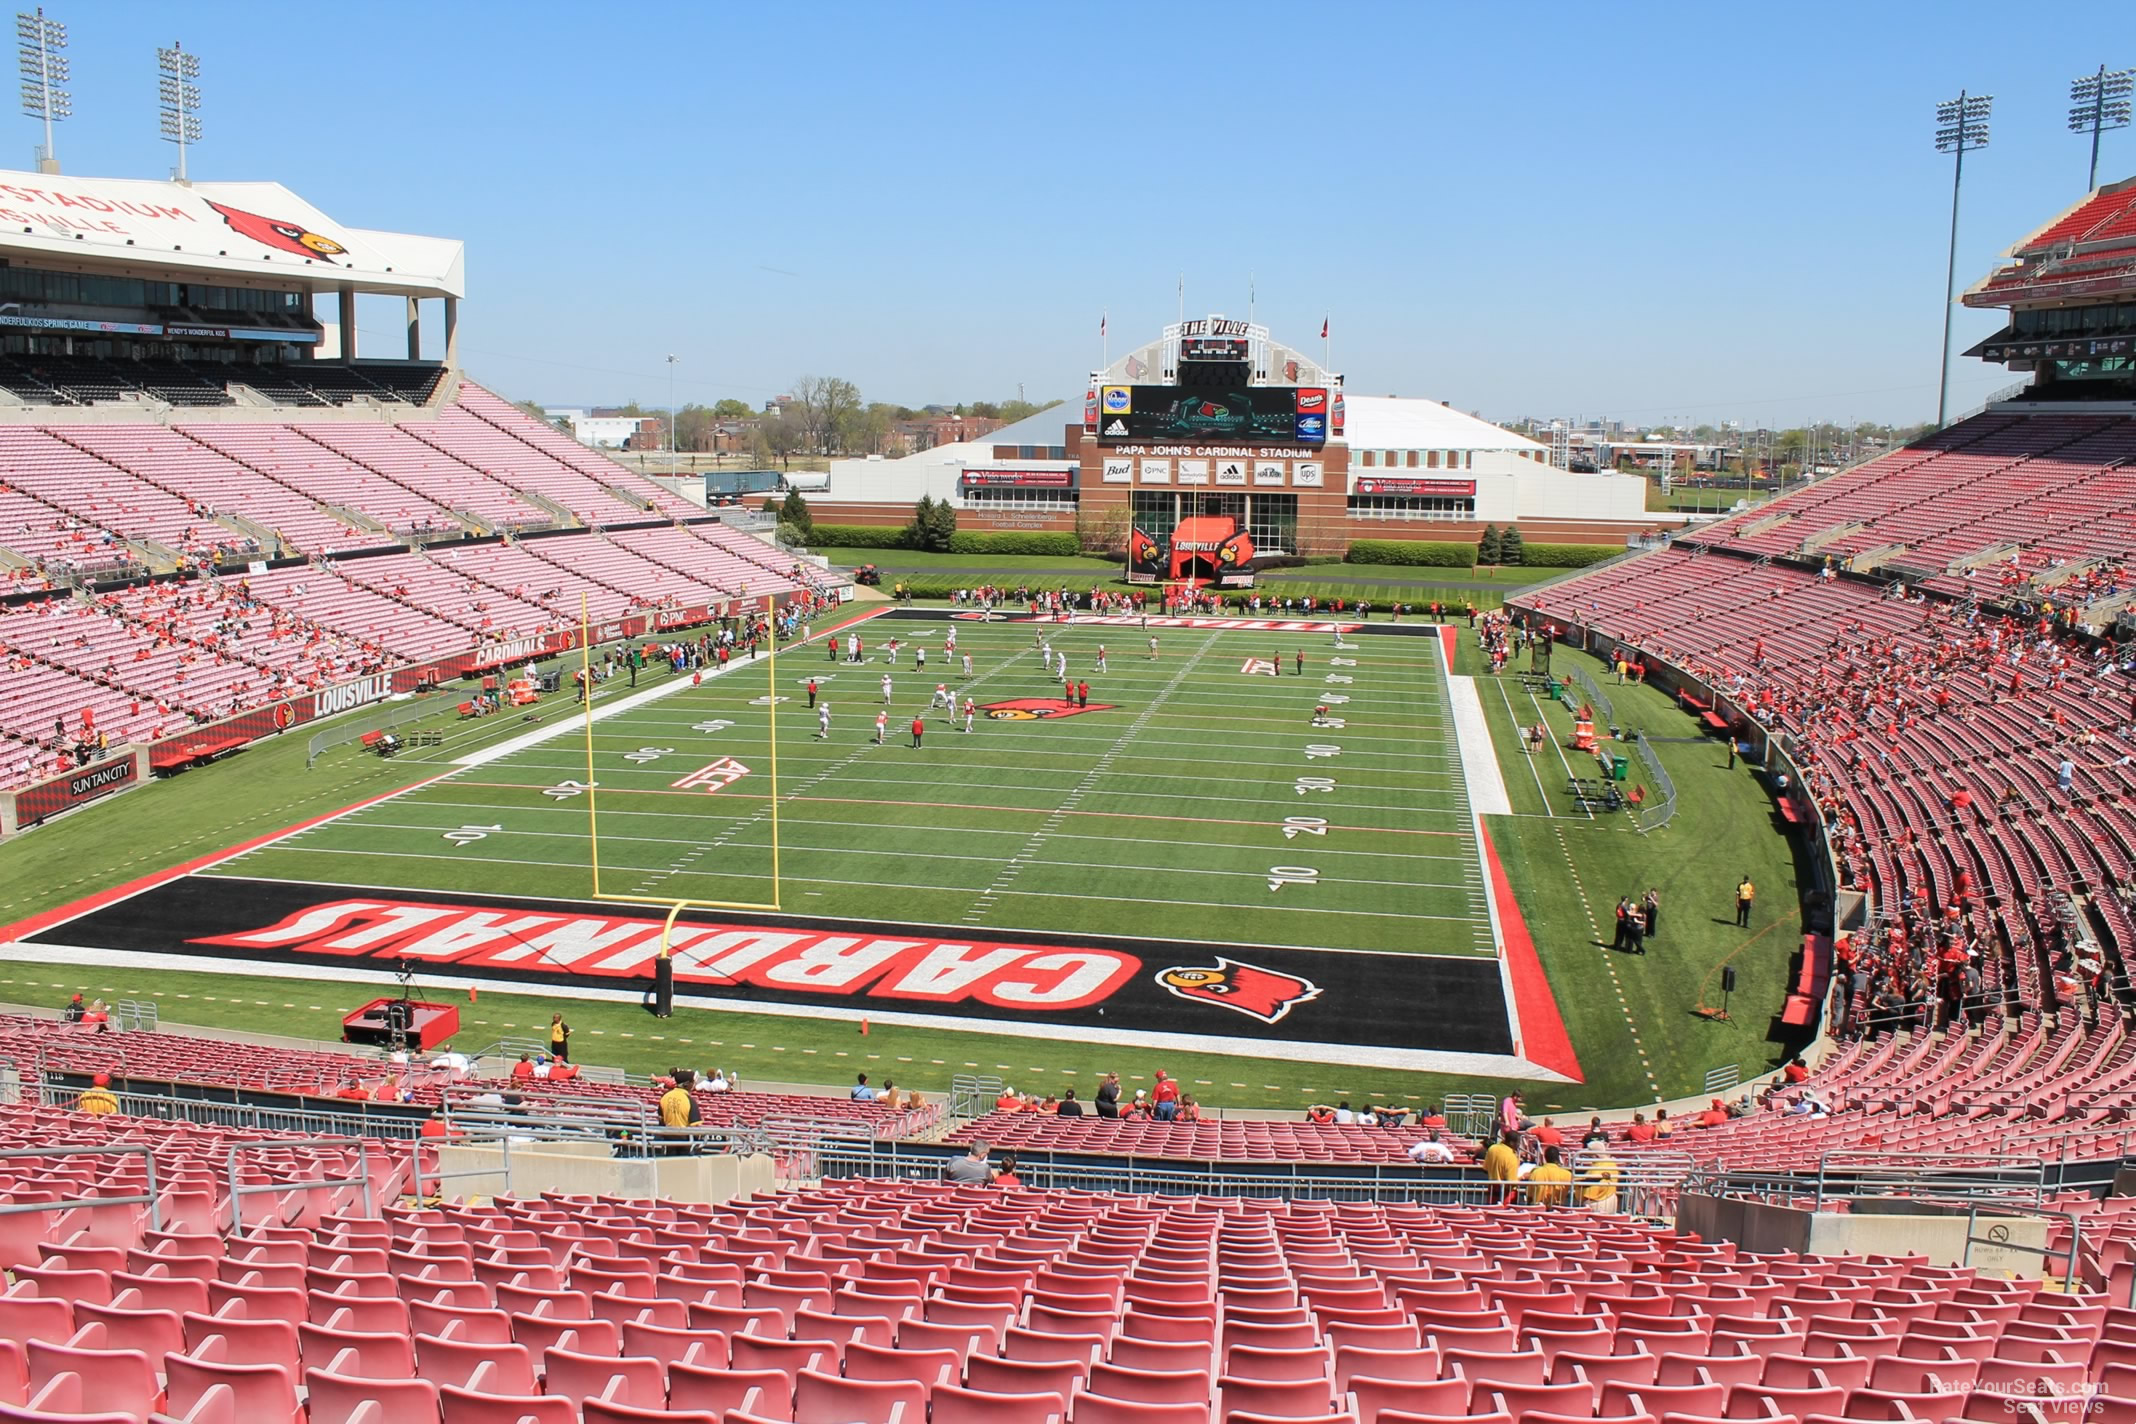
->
xmin=30 ymin=1 xmax=2136 ymax=427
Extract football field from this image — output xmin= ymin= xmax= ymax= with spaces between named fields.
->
xmin=20 ymin=610 xmax=1578 ymax=1079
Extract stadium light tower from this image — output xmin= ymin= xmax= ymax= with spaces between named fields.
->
xmin=1933 ymin=89 xmax=1991 ymax=430
xmin=16 ymin=7 xmax=68 ymax=175
xmin=2070 ymin=65 xmax=2133 ymax=192
xmin=157 ymin=41 xmax=201 ymax=183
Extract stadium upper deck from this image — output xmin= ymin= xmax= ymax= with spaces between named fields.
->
xmin=0 ymin=169 xmax=831 ymax=826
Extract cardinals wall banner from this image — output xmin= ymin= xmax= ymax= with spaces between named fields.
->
xmin=20 ymin=876 xmax=1517 ymax=1067
xmin=1128 ymin=526 xmax=1164 ymax=573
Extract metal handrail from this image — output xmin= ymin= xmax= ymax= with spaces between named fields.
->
xmin=224 ymin=1136 xmax=376 ymax=1232
xmin=0 ymin=1143 xmax=162 ymax=1232
xmin=37 ymin=1082 xmax=430 ymax=1139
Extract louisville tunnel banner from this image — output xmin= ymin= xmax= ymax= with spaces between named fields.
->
xmin=13 ymin=874 xmax=1575 ymax=1079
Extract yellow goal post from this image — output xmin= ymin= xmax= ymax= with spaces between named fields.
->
xmin=577 ymin=596 xmax=783 ymax=967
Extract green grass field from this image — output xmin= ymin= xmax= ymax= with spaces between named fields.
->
xmin=212 ymin=620 xmax=1490 ymax=959
xmin=0 ymin=607 xmax=1810 ymax=1115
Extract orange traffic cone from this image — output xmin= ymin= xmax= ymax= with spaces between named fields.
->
xmin=468 ymin=986 xmax=478 ymax=1003
xmin=860 ymin=1018 xmax=870 ymax=1036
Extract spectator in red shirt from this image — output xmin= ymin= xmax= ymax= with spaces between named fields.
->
xmin=1782 ymin=1056 xmax=1810 ymax=1084
xmin=1532 ymin=1118 xmax=1565 ymax=1149
xmin=511 ymin=1055 xmax=536 ymax=1082
xmin=1152 ymin=1070 xmax=1180 ymax=1121
xmin=1625 ymin=1112 xmax=1656 ymax=1143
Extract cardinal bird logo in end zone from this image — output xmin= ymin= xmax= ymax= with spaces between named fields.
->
xmin=1158 ymin=957 xmax=1323 ymax=1025
xmin=204 ymin=200 xmax=348 ymax=263
xmin=981 ymin=698 xmax=1115 ymax=721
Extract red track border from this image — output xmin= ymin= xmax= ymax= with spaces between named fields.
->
xmin=1483 ymin=825 xmax=1583 ymax=1082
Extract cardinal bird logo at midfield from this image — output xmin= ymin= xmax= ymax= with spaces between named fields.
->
xmin=205 ymin=200 xmax=348 ymax=263
xmin=1158 ymin=957 xmax=1322 ymax=1025
xmin=980 ymin=697 xmax=1114 ymax=720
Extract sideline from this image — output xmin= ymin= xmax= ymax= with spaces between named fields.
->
xmin=1446 ymin=678 xmax=1513 ymax=817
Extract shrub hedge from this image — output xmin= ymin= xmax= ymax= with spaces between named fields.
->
xmin=809 ymin=525 xmax=909 ymax=549
xmin=944 ymin=531 xmax=1082 ymax=557
xmin=1519 ymin=542 xmax=1622 ymax=568
xmin=1345 ymin=539 xmax=1478 ymax=569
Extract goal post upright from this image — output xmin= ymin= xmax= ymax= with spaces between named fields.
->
xmin=575 ymin=595 xmax=785 ymax=992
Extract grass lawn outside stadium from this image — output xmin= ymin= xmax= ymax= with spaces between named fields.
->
xmin=0 ymin=593 xmax=1810 ymax=1119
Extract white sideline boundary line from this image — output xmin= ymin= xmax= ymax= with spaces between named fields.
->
xmin=1446 ymin=676 xmax=1513 ymax=817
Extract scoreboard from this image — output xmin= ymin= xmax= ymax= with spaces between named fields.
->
xmin=1096 ymin=385 xmax=1327 ymax=445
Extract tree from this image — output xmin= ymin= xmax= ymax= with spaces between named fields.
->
xmin=762 ymin=414 xmax=802 ymax=469
xmin=779 ymin=490 xmax=815 ymax=541
xmin=672 ymin=403 xmax=718 ymax=454
xmin=792 ymin=375 xmax=864 ymax=455
xmin=905 ymin=495 xmax=957 ymax=552
xmin=712 ymin=398 xmax=755 ymax=421
xmin=905 ymin=496 xmax=937 ymax=551
xmin=1500 ymin=525 xmax=1525 ymax=566
xmin=1478 ymin=524 xmax=1503 ymax=565
xmin=775 ymin=521 xmax=808 ymax=548
xmin=853 ymin=402 xmax=898 ymax=456
xmin=925 ymin=497 xmax=958 ymax=550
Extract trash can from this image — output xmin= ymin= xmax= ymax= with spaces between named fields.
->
xmin=1610 ymin=753 xmax=1630 ymax=782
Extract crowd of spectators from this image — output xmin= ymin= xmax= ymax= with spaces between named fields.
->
xmin=989 ymin=1069 xmax=1207 ymax=1121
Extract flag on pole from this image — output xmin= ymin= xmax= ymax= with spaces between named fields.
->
xmin=1100 ymin=313 xmax=1106 ymax=338
xmin=1320 ymin=317 xmax=1329 ymax=340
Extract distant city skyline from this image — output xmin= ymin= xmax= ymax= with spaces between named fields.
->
xmin=26 ymin=1 xmax=2130 ymax=429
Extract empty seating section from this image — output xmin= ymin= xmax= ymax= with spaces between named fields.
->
xmin=1976 ymin=186 xmax=2136 ymax=298
xmin=295 ymin=423 xmax=557 ymax=531
xmin=334 ymin=548 xmax=564 ymax=641
xmin=231 ymin=561 xmax=481 ymax=661
xmin=948 ymin=1114 xmax=1477 ymax=1167
xmin=180 ymin=423 xmax=465 ymax=539
xmin=1 ymin=1175 xmax=2125 ymax=1424
xmin=0 ymin=380 xmax=760 ymax=572
xmin=0 ymin=1100 xmax=404 ymax=1246
xmin=0 ymin=428 xmax=255 ymax=567
xmin=456 ymin=386 xmax=703 ymax=521
xmin=1695 ymin=415 xmax=2136 ymax=604
xmin=410 ymin=408 xmax=660 ymax=526
xmin=0 ymin=1015 xmax=931 ymax=1137
xmin=60 ymin=426 xmax=377 ymax=557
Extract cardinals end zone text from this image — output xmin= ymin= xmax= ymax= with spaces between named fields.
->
xmin=18 ymin=875 xmax=1524 ymax=1062
xmin=195 ymin=897 xmax=1140 ymax=1011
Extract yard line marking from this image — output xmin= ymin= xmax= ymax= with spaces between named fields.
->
xmin=966 ymin=633 xmax=1217 ymax=924
xmin=1494 ymin=677 xmax=1553 ymax=816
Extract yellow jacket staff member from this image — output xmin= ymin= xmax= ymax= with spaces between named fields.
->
xmin=77 ymin=1073 xmax=118 ymax=1115
xmin=1481 ymin=1131 xmax=1522 ymax=1204
xmin=1526 ymin=1146 xmax=1574 ymax=1207
xmin=659 ymin=1073 xmax=701 ymax=1129
xmin=1581 ymin=1153 xmax=1621 ymax=1212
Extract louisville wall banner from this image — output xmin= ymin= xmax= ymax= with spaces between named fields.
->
xmin=20 ymin=876 xmax=1518 ymax=1064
